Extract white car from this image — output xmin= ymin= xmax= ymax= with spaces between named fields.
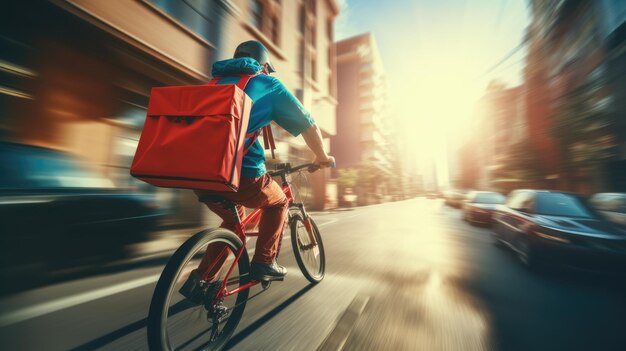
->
xmin=589 ymin=193 xmax=626 ymax=226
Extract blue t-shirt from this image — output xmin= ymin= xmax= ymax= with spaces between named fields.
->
xmin=212 ymin=58 xmax=315 ymax=177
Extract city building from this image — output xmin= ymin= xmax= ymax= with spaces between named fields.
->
xmin=526 ymin=0 xmax=626 ymax=193
xmin=0 ymin=0 xmax=340 ymax=228
xmin=332 ymin=33 xmax=392 ymax=204
xmin=462 ymin=83 xmax=527 ymax=191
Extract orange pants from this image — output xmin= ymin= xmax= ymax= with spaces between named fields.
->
xmin=194 ymin=174 xmax=289 ymax=279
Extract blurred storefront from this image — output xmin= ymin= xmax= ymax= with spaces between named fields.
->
xmin=1 ymin=0 xmax=218 ymax=227
xmin=0 ymin=0 xmax=339 ymax=229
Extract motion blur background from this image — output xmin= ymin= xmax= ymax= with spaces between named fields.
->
xmin=1 ymin=0 xmax=626 ymax=349
xmin=1 ymin=0 xmax=626 ymax=288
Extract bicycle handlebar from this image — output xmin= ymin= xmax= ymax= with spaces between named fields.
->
xmin=269 ymin=161 xmax=335 ymax=177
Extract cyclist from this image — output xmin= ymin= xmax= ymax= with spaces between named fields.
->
xmin=193 ymin=40 xmax=334 ymax=282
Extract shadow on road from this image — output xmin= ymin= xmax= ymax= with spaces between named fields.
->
xmin=69 ymin=317 xmax=148 ymax=351
xmin=68 ymin=283 xmax=318 ymax=350
xmin=224 ymin=283 xmax=317 ymax=350
xmin=1 ymin=250 xmax=172 ymax=297
xmin=453 ymin=246 xmax=626 ymax=351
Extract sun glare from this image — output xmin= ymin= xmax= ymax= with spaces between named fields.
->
xmin=395 ymin=64 xmax=481 ymax=188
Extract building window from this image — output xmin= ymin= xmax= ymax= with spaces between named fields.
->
xmin=299 ymin=4 xmax=306 ymax=34
xmin=327 ymin=19 xmax=333 ymax=42
xmin=310 ymin=56 xmax=317 ymax=81
xmin=250 ymin=0 xmax=263 ymax=31
xmin=270 ymin=14 xmax=280 ymax=43
xmin=299 ymin=39 xmax=305 ymax=74
xmin=328 ymin=75 xmax=333 ymax=94
xmin=308 ymin=24 xmax=316 ymax=48
xmin=327 ymin=46 xmax=332 ymax=69
xmin=148 ymin=0 xmax=215 ymax=43
xmin=308 ymin=0 xmax=316 ymax=16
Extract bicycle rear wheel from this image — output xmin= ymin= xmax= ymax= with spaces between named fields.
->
xmin=147 ymin=228 xmax=250 ymax=351
xmin=290 ymin=215 xmax=325 ymax=283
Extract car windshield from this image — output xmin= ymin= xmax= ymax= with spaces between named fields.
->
xmin=535 ymin=193 xmax=596 ymax=218
xmin=474 ymin=193 xmax=505 ymax=204
xmin=0 ymin=146 xmax=114 ymax=189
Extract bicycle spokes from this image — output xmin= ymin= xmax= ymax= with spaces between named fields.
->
xmin=165 ymin=242 xmax=243 ymax=349
xmin=296 ymin=222 xmax=320 ymax=270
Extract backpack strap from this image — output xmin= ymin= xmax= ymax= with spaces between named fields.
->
xmin=244 ymin=129 xmax=260 ymax=155
xmin=209 ymin=73 xmax=275 ymax=158
xmin=243 ymin=125 xmax=276 ymax=159
xmin=236 ymin=74 xmax=256 ymax=90
xmin=262 ymin=125 xmax=276 ymax=159
xmin=208 ymin=74 xmax=258 ymax=90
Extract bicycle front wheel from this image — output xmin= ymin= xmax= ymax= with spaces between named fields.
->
xmin=290 ymin=215 xmax=326 ymax=283
xmin=147 ymin=228 xmax=250 ymax=351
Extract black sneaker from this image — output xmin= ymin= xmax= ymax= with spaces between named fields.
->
xmin=250 ymin=261 xmax=287 ymax=281
xmin=178 ymin=269 xmax=206 ymax=305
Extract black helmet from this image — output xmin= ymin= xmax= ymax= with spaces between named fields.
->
xmin=234 ymin=40 xmax=276 ymax=73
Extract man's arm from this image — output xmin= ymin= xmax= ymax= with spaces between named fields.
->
xmin=269 ymin=78 xmax=334 ymax=167
xmin=301 ymin=124 xmax=335 ymax=167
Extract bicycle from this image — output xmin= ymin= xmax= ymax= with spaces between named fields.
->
xmin=147 ymin=162 xmax=328 ymax=351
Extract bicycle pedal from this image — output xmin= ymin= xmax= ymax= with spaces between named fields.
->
xmin=261 ymin=281 xmax=272 ymax=289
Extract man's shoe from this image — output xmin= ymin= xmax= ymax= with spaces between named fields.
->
xmin=250 ymin=261 xmax=287 ymax=281
xmin=178 ymin=269 xmax=206 ymax=305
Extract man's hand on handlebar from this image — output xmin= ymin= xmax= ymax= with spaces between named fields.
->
xmin=313 ymin=155 xmax=336 ymax=169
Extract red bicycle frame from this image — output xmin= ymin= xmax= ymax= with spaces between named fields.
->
xmin=210 ymin=164 xmax=318 ymax=299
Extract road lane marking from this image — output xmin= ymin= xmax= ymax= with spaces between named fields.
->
xmin=0 ymin=218 xmax=343 ymax=328
xmin=317 ymin=219 xmax=339 ymax=227
xmin=317 ymin=295 xmax=370 ymax=351
xmin=1 ymin=234 xmax=298 ymax=327
xmin=0 ymin=274 xmax=161 ymax=328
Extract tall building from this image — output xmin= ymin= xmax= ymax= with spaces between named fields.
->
xmin=0 ymin=0 xmax=339 ymax=226
xmin=332 ymin=33 xmax=391 ymax=204
xmin=462 ymin=83 xmax=527 ymax=191
xmin=526 ymin=0 xmax=626 ymax=193
xmin=333 ymin=33 xmax=388 ymax=167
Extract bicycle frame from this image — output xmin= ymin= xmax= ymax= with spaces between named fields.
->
xmin=213 ymin=169 xmax=317 ymax=299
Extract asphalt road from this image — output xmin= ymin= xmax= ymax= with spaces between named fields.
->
xmin=1 ymin=198 xmax=625 ymax=351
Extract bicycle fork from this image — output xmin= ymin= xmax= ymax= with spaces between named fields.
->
xmin=290 ymin=203 xmax=318 ymax=249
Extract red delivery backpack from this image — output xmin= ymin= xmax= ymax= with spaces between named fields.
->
xmin=130 ymin=74 xmax=263 ymax=192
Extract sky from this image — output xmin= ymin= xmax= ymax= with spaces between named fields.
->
xmin=335 ymin=0 xmax=530 ymax=187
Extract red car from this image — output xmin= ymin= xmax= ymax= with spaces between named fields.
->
xmin=463 ymin=191 xmax=505 ymax=225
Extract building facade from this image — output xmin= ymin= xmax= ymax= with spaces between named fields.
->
xmin=526 ymin=0 xmax=626 ymax=193
xmin=461 ymin=83 xmax=527 ymax=191
xmin=0 ymin=0 xmax=339 ymax=228
xmin=332 ymin=33 xmax=392 ymax=204
xmin=333 ymin=33 xmax=387 ymax=167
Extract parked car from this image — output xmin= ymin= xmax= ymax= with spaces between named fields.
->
xmin=492 ymin=190 xmax=626 ymax=270
xmin=444 ymin=189 xmax=466 ymax=208
xmin=588 ymin=193 xmax=626 ymax=227
xmin=0 ymin=142 xmax=163 ymax=291
xmin=463 ymin=191 xmax=505 ymax=225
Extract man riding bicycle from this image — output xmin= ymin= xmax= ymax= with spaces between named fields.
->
xmin=193 ymin=40 xmax=335 ymax=283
